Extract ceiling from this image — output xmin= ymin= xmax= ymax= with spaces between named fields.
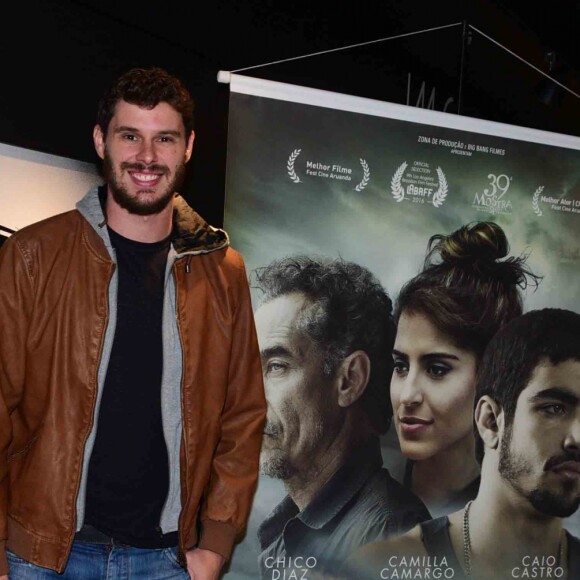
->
xmin=62 ymin=0 xmax=580 ymax=136
xmin=74 ymin=0 xmax=580 ymax=75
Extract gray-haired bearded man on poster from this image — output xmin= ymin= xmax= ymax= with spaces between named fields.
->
xmin=351 ymin=308 xmax=580 ymax=580
xmin=252 ymin=255 xmax=430 ymax=579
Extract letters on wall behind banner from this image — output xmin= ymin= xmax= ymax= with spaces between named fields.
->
xmin=222 ymin=76 xmax=580 ymax=579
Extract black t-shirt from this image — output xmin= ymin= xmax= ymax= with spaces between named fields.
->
xmin=85 ymin=226 xmax=178 ymax=548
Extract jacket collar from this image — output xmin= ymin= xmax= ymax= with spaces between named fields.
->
xmin=171 ymin=194 xmax=229 ymax=254
xmin=76 ymin=185 xmax=229 ymax=256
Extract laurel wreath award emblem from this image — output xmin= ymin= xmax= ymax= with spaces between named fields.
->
xmin=287 ymin=149 xmax=301 ymax=183
xmin=532 ymin=186 xmax=544 ymax=217
xmin=391 ymin=162 xmax=408 ymax=202
xmin=355 ymin=159 xmax=370 ymax=192
xmin=432 ymin=167 xmax=448 ymax=208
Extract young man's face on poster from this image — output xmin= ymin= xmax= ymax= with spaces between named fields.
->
xmin=498 ymin=359 xmax=580 ymax=518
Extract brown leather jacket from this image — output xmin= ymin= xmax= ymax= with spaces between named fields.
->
xmin=0 ymin=189 xmax=266 ymax=574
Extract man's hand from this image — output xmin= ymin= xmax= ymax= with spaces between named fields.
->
xmin=1 ymin=575 xmax=7 ymax=580
xmin=185 ymin=548 xmax=225 ymax=580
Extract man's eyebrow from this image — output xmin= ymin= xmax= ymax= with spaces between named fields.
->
xmin=260 ymin=345 xmax=294 ymax=360
xmin=113 ymin=125 xmax=140 ymax=133
xmin=113 ymin=126 xmax=182 ymax=137
xmin=392 ymin=349 xmax=408 ymax=360
xmin=530 ymin=387 xmax=580 ymax=406
xmin=156 ymin=129 xmax=182 ymax=137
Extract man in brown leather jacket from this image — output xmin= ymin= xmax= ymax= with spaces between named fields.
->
xmin=0 ymin=67 xmax=266 ymax=579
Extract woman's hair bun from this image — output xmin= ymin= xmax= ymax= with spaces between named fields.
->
xmin=423 ymin=220 xmax=540 ymax=291
xmin=428 ymin=221 xmax=509 ymax=265
xmin=395 ymin=220 xmax=541 ymax=357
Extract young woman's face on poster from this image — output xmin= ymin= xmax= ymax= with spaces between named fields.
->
xmin=390 ymin=311 xmax=477 ymax=461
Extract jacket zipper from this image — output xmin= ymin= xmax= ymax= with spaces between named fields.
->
xmin=174 ymin=260 xmax=190 ymax=567
xmin=66 ymin=261 xmax=115 ymax=571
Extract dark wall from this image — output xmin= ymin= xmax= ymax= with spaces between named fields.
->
xmin=0 ymin=1 xmax=229 ymax=226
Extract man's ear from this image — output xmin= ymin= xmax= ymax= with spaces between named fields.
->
xmin=185 ymin=130 xmax=195 ymax=163
xmin=475 ymin=395 xmax=503 ymax=452
xmin=336 ymin=350 xmax=370 ymax=408
xmin=93 ymin=125 xmax=105 ymax=160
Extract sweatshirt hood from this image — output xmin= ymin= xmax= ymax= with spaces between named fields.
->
xmin=76 ymin=185 xmax=229 ymax=256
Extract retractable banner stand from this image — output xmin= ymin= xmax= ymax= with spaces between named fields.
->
xmin=223 ymin=74 xmax=580 ymax=579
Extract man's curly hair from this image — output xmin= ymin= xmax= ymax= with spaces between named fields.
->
xmin=96 ymin=67 xmax=194 ymax=139
xmin=253 ymin=255 xmax=395 ymax=433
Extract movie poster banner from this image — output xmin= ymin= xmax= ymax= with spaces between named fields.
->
xmin=222 ymin=74 xmax=580 ymax=580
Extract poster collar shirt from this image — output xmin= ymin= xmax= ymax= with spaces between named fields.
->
xmin=258 ymin=437 xmax=431 ymax=578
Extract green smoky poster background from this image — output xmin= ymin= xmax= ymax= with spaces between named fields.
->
xmin=222 ymin=74 xmax=580 ymax=579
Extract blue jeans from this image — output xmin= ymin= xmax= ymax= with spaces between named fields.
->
xmin=7 ymin=542 xmax=190 ymax=579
